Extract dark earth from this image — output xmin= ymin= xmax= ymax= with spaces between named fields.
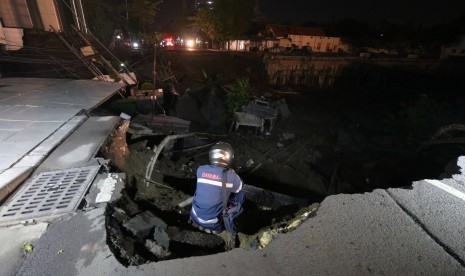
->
xmin=94 ymin=49 xmax=465 ymax=265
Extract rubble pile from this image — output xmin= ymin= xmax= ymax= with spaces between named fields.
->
xmin=102 ymin=95 xmax=320 ymax=264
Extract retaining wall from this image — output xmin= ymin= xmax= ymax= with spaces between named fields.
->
xmin=263 ymin=56 xmax=464 ymax=89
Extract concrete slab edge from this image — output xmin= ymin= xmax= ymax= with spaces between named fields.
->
xmin=86 ymin=85 xmax=125 ymax=114
xmin=87 ymin=116 xmax=121 ymax=163
xmin=0 ymin=167 xmax=34 ymax=203
xmin=0 ymin=116 xmax=88 ymax=203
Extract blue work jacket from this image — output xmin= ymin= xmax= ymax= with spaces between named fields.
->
xmin=190 ymin=165 xmax=245 ymax=231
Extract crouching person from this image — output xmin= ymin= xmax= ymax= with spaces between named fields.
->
xmin=190 ymin=142 xmax=245 ymax=245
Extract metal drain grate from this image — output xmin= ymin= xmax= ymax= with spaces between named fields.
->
xmin=0 ymin=166 xmax=100 ymax=224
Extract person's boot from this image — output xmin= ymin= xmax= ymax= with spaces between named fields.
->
xmin=230 ymin=232 xmax=237 ymax=250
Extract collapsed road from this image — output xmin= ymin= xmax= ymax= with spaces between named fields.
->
xmin=95 ymin=82 xmax=465 ymax=264
xmin=2 ymin=70 xmax=465 ymax=274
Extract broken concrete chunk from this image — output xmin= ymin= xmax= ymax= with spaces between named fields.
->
xmin=153 ymin=226 xmax=170 ymax=248
xmin=177 ymin=197 xmax=194 ymax=208
xmin=112 ymin=207 xmax=129 ymax=222
xmin=127 ymin=122 xmax=154 ymax=136
xmin=245 ymin=159 xmax=254 ymax=168
xmin=167 ymin=226 xmax=224 ymax=249
xmin=120 ymin=112 xmax=131 ymax=120
xmin=86 ymin=173 xmax=125 ymax=208
xmin=145 ymin=239 xmax=171 ymax=259
xmin=122 ymin=211 xmax=167 ymax=239
xmin=152 ymin=115 xmax=191 ymax=133
xmin=234 ymin=111 xmax=264 ymax=131
xmin=282 ymin=132 xmax=295 ymax=140
xmin=95 ymin=173 xmax=125 ymax=203
xmin=259 ymin=229 xmax=278 ymax=249
xmin=277 ymin=98 xmax=290 ymax=118
xmin=243 ymin=102 xmax=278 ymax=119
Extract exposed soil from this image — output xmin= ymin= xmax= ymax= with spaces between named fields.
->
xmin=95 ymin=50 xmax=465 ymax=265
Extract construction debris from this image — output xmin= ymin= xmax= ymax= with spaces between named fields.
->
xmin=122 ymin=211 xmax=167 ymax=239
xmin=85 ymin=173 xmax=125 ymax=208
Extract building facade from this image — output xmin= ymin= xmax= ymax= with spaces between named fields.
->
xmin=266 ymin=24 xmax=346 ymax=53
xmin=440 ymin=37 xmax=465 ymax=59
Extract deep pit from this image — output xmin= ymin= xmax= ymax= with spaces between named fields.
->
xmin=87 ymin=49 xmax=465 ymax=265
xmin=101 ymin=129 xmax=320 ymax=265
xmin=94 ymin=82 xmax=465 ymax=266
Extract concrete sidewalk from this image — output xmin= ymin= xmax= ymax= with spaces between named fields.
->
xmin=0 ymin=78 xmax=124 ymax=202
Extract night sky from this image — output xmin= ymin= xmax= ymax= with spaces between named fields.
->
xmin=260 ymin=0 xmax=465 ymax=25
xmin=156 ymin=0 xmax=465 ymax=27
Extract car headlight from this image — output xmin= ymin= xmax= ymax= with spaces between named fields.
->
xmin=186 ymin=40 xmax=194 ymax=47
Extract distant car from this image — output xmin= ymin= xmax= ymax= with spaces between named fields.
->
xmin=131 ymin=41 xmax=140 ymax=49
xmin=160 ymin=37 xmax=174 ymax=48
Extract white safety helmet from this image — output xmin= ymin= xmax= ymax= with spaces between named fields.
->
xmin=209 ymin=142 xmax=234 ymax=168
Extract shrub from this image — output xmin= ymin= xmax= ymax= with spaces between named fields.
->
xmin=141 ymin=82 xmax=154 ymax=90
xmin=225 ymin=78 xmax=250 ymax=116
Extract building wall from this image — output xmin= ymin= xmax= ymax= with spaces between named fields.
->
xmin=279 ymin=35 xmax=342 ymax=52
xmin=229 ymin=40 xmax=246 ymax=51
xmin=263 ymin=56 xmax=453 ymax=88
xmin=0 ymin=0 xmax=33 ymax=28
xmin=0 ymin=22 xmax=24 ymax=50
xmin=0 ymin=0 xmax=65 ymax=32
xmin=440 ymin=37 xmax=465 ymax=59
xmin=249 ymin=39 xmax=279 ymax=51
xmin=36 ymin=0 xmax=62 ymax=32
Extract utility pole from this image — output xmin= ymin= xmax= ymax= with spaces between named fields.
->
xmin=153 ymin=45 xmax=157 ymax=88
xmin=125 ymin=0 xmax=129 ymax=22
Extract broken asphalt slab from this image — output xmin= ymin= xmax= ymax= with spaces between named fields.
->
xmin=13 ymin=174 xmax=465 ymax=275
xmin=85 ymin=173 xmax=125 ymax=208
xmin=122 ymin=211 xmax=167 ymax=239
